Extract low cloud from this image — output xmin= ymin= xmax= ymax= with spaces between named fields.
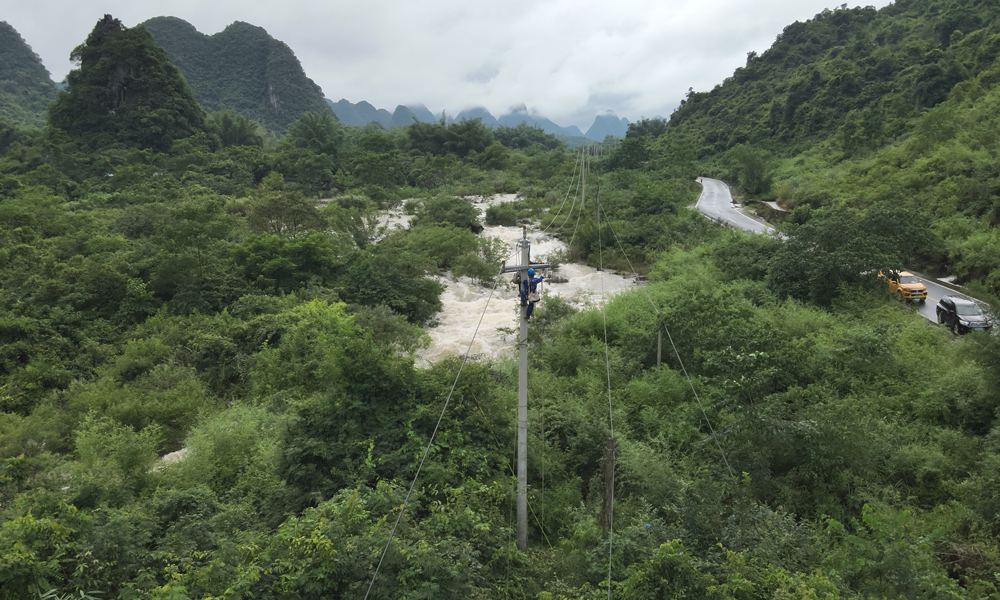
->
xmin=15 ymin=0 xmax=893 ymax=129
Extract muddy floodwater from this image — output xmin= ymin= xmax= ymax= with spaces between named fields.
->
xmin=387 ymin=195 xmax=636 ymax=367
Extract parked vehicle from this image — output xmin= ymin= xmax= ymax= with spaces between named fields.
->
xmin=882 ymin=270 xmax=927 ymax=303
xmin=936 ymin=295 xmax=993 ymax=334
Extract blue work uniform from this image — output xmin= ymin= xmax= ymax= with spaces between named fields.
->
xmin=521 ymin=274 xmax=544 ymax=319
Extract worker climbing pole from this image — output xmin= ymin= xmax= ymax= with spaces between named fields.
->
xmin=500 ymin=225 xmax=550 ymax=550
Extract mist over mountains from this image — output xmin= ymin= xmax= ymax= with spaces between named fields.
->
xmin=327 ymin=98 xmax=631 ymax=140
xmin=1 ymin=16 xmax=635 ymax=139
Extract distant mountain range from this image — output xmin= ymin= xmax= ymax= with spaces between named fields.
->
xmin=326 ymin=99 xmax=436 ymax=129
xmin=141 ymin=17 xmax=330 ymax=133
xmin=0 ymin=21 xmax=58 ymax=126
xmin=0 ymin=16 xmax=633 ymax=140
xmin=326 ymin=99 xmax=630 ymax=140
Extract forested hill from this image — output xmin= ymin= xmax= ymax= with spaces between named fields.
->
xmin=0 ymin=21 xmax=58 ymax=127
xmin=47 ymin=15 xmax=207 ymax=152
xmin=140 ymin=16 xmax=330 ymax=133
xmin=623 ymin=0 xmax=1000 ymax=295
xmin=9 ymin=5 xmax=1000 ymax=598
xmin=665 ymin=0 xmax=1000 ymax=159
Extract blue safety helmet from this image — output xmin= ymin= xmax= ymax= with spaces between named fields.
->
xmin=528 ymin=268 xmax=535 ymax=276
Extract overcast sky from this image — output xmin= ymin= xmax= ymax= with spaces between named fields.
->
xmin=7 ymin=0 xmax=894 ymax=130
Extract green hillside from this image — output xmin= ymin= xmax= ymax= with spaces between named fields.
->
xmin=7 ymin=3 xmax=1000 ymax=599
xmin=0 ymin=21 xmax=58 ymax=126
xmin=631 ymin=0 xmax=1000 ymax=295
xmin=48 ymin=15 xmax=206 ymax=152
xmin=666 ymin=0 xmax=998 ymax=157
xmin=141 ymin=16 xmax=331 ymax=134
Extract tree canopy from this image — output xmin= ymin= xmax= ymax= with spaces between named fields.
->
xmin=7 ymin=1 xmax=1000 ymax=598
xmin=141 ymin=16 xmax=331 ymax=134
xmin=48 ymin=15 xmax=207 ymax=152
xmin=0 ymin=21 xmax=58 ymax=127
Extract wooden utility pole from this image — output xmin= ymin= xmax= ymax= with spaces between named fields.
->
xmin=500 ymin=226 xmax=551 ymax=551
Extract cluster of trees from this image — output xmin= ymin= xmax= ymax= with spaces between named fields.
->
xmin=6 ymin=5 xmax=1000 ymax=599
xmin=47 ymin=15 xmax=207 ymax=153
xmin=665 ymin=0 xmax=1000 ymax=159
xmin=0 ymin=16 xmax=607 ymax=597
xmin=769 ymin=78 xmax=1000 ymax=296
xmin=615 ymin=0 xmax=1000 ymax=298
xmin=7 ymin=158 xmax=1000 ymax=597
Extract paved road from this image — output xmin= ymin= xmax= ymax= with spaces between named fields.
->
xmin=906 ymin=271 xmax=957 ymax=322
xmin=695 ymin=178 xmax=774 ymax=234
xmin=693 ymin=177 xmax=965 ymax=323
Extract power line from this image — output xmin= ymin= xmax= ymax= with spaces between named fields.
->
xmin=541 ymin=154 xmax=581 ymax=234
xmin=363 ymin=274 xmax=503 ymax=600
xmin=597 ymin=198 xmax=735 ymax=479
xmin=566 ymin=192 xmax=586 ymax=249
xmin=559 ymin=151 xmax=586 ymax=231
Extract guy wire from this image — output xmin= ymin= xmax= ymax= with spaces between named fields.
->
xmin=363 ymin=270 xmax=503 ymax=599
xmin=596 ymin=198 xmax=735 ymax=479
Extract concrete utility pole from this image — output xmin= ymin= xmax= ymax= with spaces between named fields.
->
xmin=516 ymin=234 xmax=529 ymax=551
xmin=500 ymin=226 xmax=551 ymax=551
xmin=580 ymin=149 xmax=587 ymax=210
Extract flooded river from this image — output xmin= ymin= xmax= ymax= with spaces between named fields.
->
xmin=386 ymin=195 xmax=636 ymax=366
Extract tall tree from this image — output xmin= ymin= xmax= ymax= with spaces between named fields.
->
xmin=285 ymin=111 xmax=344 ymax=156
xmin=207 ymin=110 xmax=264 ymax=148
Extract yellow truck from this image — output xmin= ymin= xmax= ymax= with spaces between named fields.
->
xmin=885 ymin=270 xmax=928 ymax=303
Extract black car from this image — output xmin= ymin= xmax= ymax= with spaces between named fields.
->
xmin=936 ymin=295 xmax=993 ymax=334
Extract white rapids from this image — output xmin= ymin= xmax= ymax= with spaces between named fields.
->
xmin=414 ymin=194 xmax=636 ymax=367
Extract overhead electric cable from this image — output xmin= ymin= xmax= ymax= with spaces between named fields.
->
xmin=541 ymin=155 xmax=580 ymax=234
xmin=597 ymin=198 xmax=735 ymax=479
xmin=363 ymin=273 xmax=503 ymax=600
xmin=556 ymin=177 xmax=581 ymax=232
xmin=566 ymin=195 xmax=585 ymax=249
xmin=559 ymin=151 xmax=587 ymax=231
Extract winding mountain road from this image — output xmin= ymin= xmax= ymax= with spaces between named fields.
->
xmin=695 ymin=177 xmax=774 ymax=234
xmin=694 ymin=177 xmax=964 ymax=324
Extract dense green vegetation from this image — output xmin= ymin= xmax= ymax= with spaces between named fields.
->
xmin=0 ymin=21 xmax=58 ymax=127
xmin=5 ymin=3 xmax=1000 ymax=599
xmin=141 ymin=16 xmax=331 ymax=134
xmin=642 ymin=0 xmax=1000 ymax=298
xmin=48 ymin=15 xmax=207 ymax=153
xmin=666 ymin=0 xmax=999 ymax=157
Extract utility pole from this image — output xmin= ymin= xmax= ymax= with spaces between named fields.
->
xmin=594 ymin=182 xmax=601 ymax=225
xmin=657 ymin=329 xmax=662 ymax=368
xmin=580 ymin=149 xmax=586 ymax=210
xmin=656 ymin=312 xmax=663 ymax=368
xmin=515 ymin=233 xmax=529 ymax=551
xmin=500 ymin=226 xmax=551 ymax=551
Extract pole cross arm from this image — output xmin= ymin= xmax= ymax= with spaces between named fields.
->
xmin=500 ymin=263 xmax=552 ymax=274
